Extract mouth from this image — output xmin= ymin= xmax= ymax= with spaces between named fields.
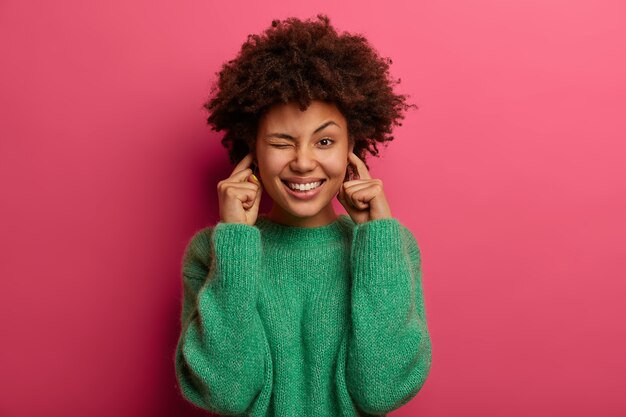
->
xmin=281 ymin=179 xmax=326 ymax=200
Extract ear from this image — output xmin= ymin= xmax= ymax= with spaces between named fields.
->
xmin=250 ymin=147 xmax=258 ymax=167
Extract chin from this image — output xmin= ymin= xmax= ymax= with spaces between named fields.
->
xmin=284 ymin=204 xmax=325 ymax=219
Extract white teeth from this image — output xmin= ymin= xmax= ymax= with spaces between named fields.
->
xmin=287 ymin=181 xmax=322 ymax=191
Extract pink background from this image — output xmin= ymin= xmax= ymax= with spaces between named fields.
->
xmin=1 ymin=1 xmax=625 ymax=416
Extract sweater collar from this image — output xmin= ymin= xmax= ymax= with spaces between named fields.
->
xmin=255 ymin=214 xmax=353 ymax=246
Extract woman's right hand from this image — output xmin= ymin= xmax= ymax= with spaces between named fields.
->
xmin=217 ymin=152 xmax=263 ymax=225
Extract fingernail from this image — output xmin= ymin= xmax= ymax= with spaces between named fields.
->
xmin=251 ymin=174 xmax=260 ymax=184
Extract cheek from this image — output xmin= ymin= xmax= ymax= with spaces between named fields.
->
xmin=257 ymin=149 xmax=285 ymax=174
xmin=257 ymin=148 xmax=279 ymax=173
xmin=320 ymin=154 xmax=349 ymax=177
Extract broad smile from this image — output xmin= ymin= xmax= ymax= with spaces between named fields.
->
xmin=281 ymin=179 xmax=326 ymax=200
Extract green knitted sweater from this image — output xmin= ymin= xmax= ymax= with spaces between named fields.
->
xmin=174 ymin=214 xmax=432 ymax=416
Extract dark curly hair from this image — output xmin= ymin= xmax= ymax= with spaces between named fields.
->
xmin=204 ymin=14 xmax=417 ymax=169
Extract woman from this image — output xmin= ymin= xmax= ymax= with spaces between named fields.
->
xmin=174 ymin=15 xmax=432 ymax=416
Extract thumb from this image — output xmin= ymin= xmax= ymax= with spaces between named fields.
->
xmin=250 ymin=174 xmax=262 ymax=210
xmin=252 ymin=180 xmax=263 ymax=210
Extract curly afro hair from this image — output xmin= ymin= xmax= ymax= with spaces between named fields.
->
xmin=204 ymin=14 xmax=416 ymax=169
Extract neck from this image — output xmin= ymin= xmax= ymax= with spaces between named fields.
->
xmin=265 ymin=203 xmax=338 ymax=228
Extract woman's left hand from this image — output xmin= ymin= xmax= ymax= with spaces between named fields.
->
xmin=337 ymin=152 xmax=393 ymax=224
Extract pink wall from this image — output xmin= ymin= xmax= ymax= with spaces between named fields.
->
xmin=1 ymin=1 xmax=625 ymax=416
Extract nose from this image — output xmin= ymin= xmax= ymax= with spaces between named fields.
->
xmin=289 ymin=145 xmax=317 ymax=173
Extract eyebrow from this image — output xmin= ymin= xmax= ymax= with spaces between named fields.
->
xmin=264 ymin=120 xmax=340 ymax=141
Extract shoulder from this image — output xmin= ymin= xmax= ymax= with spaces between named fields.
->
xmin=182 ymin=226 xmax=215 ymax=266
xmin=337 ymin=214 xmax=356 ymax=232
xmin=398 ymin=222 xmax=421 ymax=261
xmin=343 ymin=215 xmax=420 ymax=254
xmin=183 ymin=221 xmax=260 ymax=262
xmin=185 ymin=226 xmax=214 ymax=249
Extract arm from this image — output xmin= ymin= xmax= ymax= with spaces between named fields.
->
xmin=174 ymin=222 xmax=270 ymax=415
xmin=346 ymin=218 xmax=432 ymax=415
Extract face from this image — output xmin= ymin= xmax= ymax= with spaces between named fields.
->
xmin=254 ymin=100 xmax=354 ymax=227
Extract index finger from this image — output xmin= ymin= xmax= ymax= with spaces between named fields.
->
xmin=348 ymin=152 xmax=371 ymax=180
xmin=231 ymin=152 xmax=254 ymax=177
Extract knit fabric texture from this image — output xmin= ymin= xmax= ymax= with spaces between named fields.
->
xmin=174 ymin=214 xmax=432 ymax=416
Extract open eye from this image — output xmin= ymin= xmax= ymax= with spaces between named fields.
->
xmin=318 ymin=138 xmax=334 ymax=147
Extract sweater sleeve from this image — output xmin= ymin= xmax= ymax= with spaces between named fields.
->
xmin=345 ymin=218 xmax=432 ymax=415
xmin=174 ymin=222 xmax=271 ymax=415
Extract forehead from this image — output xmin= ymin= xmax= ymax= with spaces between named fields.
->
xmin=258 ymin=100 xmax=346 ymax=132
